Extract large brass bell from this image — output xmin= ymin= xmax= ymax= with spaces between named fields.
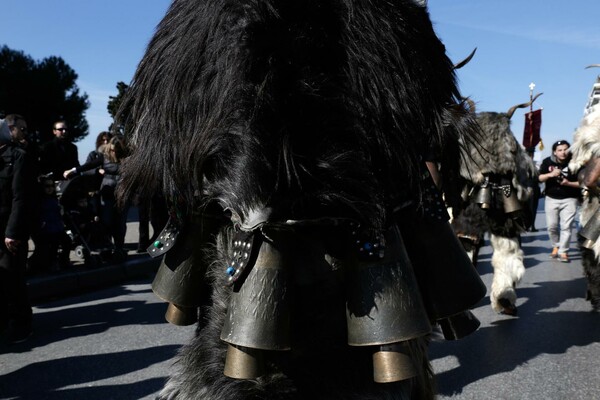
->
xmin=372 ymin=342 xmax=417 ymax=383
xmin=152 ymin=212 xmax=220 ymax=326
xmin=344 ymin=225 xmax=431 ymax=383
xmin=502 ymin=186 xmax=522 ymax=214
xmin=437 ymin=310 xmax=481 ymax=341
xmin=397 ymin=212 xmax=486 ymax=322
xmin=223 ymin=344 xmax=265 ymax=379
xmin=220 ymin=235 xmax=291 ymax=379
xmin=345 ymin=224 xmax=431 ymax=347
xmin=473 ymin=176 xmax=493 ymax=210
xmin=580 ymin=205 xmax=600 ymax=250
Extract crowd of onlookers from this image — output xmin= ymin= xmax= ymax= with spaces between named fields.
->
xmin=0 ymin=115 xmax=170 ymax=344
xmin=17 ymin=119 xmax=167 ymax=275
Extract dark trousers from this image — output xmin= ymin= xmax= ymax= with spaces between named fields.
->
xmin=0 ymin=243 xmax=32 ymax=329
xmin=101 ymin=194 xmax=128 ymax=250
xmin=529 ymin=183 xmax=541 ymax=229
xmin=138 ymin=195 xmax=168 ymax=247
xmin=30 ymin=231 xmax=72 ymax=271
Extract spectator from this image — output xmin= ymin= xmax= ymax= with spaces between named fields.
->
xmin=39 ymin=120 xmax=79 ymax=181
xmin=99 ymin=136 xmax=129 ymax=260
xmin=0 ymin=115 xmax=36 ymax=344
xmin=66 ymin=192 xmax=109 ymax=250
xmin=64 ymin=131 xmax=113 ymax=216
xmin=68 ymin=136 xmax=129 ymax=258
xmin=538 ymin=140 xmax=581 ymax=263
xmin=28 ymin=177 xmax=72 ymax=273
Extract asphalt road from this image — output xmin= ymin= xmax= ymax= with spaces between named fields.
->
xmin=431 ymin=200 xmax=600 ymax=399
xmin=0 ymin=280 xmax=195 ymax=400
xmin=1 ymin=201 xmax=599 ymax=400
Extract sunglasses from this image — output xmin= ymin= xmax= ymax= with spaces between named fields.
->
xmin=54 ymin=128 xmax=67 ymax=131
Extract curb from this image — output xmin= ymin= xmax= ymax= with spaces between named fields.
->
xmin=27 ymin=255 xmax=161 ymax=303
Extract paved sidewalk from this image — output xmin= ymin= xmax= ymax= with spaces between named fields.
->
xmin=26 ymin=208 xmax=161 ymax=303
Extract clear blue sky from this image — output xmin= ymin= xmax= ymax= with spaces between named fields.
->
xmin=2 ymin=1 xmax=600 ymax=164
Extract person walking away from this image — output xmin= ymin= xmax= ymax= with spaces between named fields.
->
xmin=538 ymin=140 xmax=581 ymax=263
xmin=0 ymin=115 xmax=36 ymax=344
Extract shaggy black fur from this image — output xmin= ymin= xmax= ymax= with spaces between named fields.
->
xmin=582 ymin=246 xmax=600 ymax=311
xmin=118 ymin=1 xmax=483 ymax=399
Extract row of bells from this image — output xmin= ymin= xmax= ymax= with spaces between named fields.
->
xmin=472 ymin=184 xmax=522 ymax=214
xmin=151 ymin=217 xmax=485 ymax=384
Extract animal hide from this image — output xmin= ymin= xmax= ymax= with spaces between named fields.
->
xmin=569 ymin=107 xmax=600 ymax=311
xmin=119 ymin=0 xmax=486 ymax=398
xmin=569 ymin=107 xmax=600 ymax=172
xmin=458 ymin=112 xmax=537 ymax=203
xmin=450 ymin=111 xmax=537 ymax=316
xmin=489 ymin=234 xmax=525 ymax=313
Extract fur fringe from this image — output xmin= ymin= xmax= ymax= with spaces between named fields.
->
xmin=119 ymin=0 xmax=483 ymax=398
xmin=489 ymin=234 xmax=525 ymax=313
xmin=570 ymin=108 xmax=600 ymax=311
xmin=569 ymin=107 xmax=600 ymax=172
xmin=458 ymin=112 xmax=537 ymax=201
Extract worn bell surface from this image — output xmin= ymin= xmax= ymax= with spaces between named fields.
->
xmin=580 ymin=206 xmax=600 ymax=250
xmin=220 ymin=238 xmax=292 ymax=351
xmin=152 ymin=212 xmax=221 ymax=325
xmin=372 ymin=342 xmax=417 ymax=383
xmin=437 ymin=310 xmax=481 ymax=341
xmin=152 ymin=257 xmax=204 ymax=325
xmin=502 ymin=188 xmax=522 ymax=214
xmin=398 ymin=214 xmax=486 ymax=321
xmin=473 ymin=186 xmax=492 ymax=209
xmin=223 ymin=344 xmax=265 ymax=379
xmin=164 ymin=303 xmax=198 ymax=326
xmin=345 ymin=225 xmax=432 ymax=347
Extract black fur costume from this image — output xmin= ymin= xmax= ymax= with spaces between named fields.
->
xmin=449 ymin=111 xmax=537 ymax=315
xmin=119 ymin=1 xmax=486 ymax=398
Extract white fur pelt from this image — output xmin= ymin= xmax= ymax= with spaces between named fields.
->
xmin=489 ymin=234 xmax=525 ymax=313
xmin=569 ymin=107 xmax=600 ymax=173
xmin=569 ymin=106 xmax=600 ymax=259
xmin=569 ymin=107 xmax=600 ymax=311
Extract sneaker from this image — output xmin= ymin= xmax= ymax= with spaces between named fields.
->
xmin=559 ymin=253 xmax=569 ymax=263
xmin=550 ymin=247 xmax=558 ymax=259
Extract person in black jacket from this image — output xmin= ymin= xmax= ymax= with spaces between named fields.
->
xmin=539 ymin=140 xmax=582 ymax=263
xmin=0 ymin=115 xmax=36 ymax=344
xmin=65 ymin=135 xmax=129 ymax=260
xmin=39 ymin=120 xmax=79 ymax=181
xmin=64 ymin=131 xmax=113 ymax=216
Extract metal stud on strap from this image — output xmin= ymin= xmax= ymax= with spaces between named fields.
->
xmin=148 ymin=218 xmax=180 ymax=258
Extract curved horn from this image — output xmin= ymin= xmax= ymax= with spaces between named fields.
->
xmin=506 ymin=93 xmax=543 ymax=119
xmin=585 ymin=64 xmax=600 ymax=69
xmin=453 ymin=48 xmax=477 ymax=70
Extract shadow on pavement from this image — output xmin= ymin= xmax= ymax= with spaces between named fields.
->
xmin=429 ymin=277 xmax=599 ymax=396
xmin=0 ymin=346 xmax=176 ymax=399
